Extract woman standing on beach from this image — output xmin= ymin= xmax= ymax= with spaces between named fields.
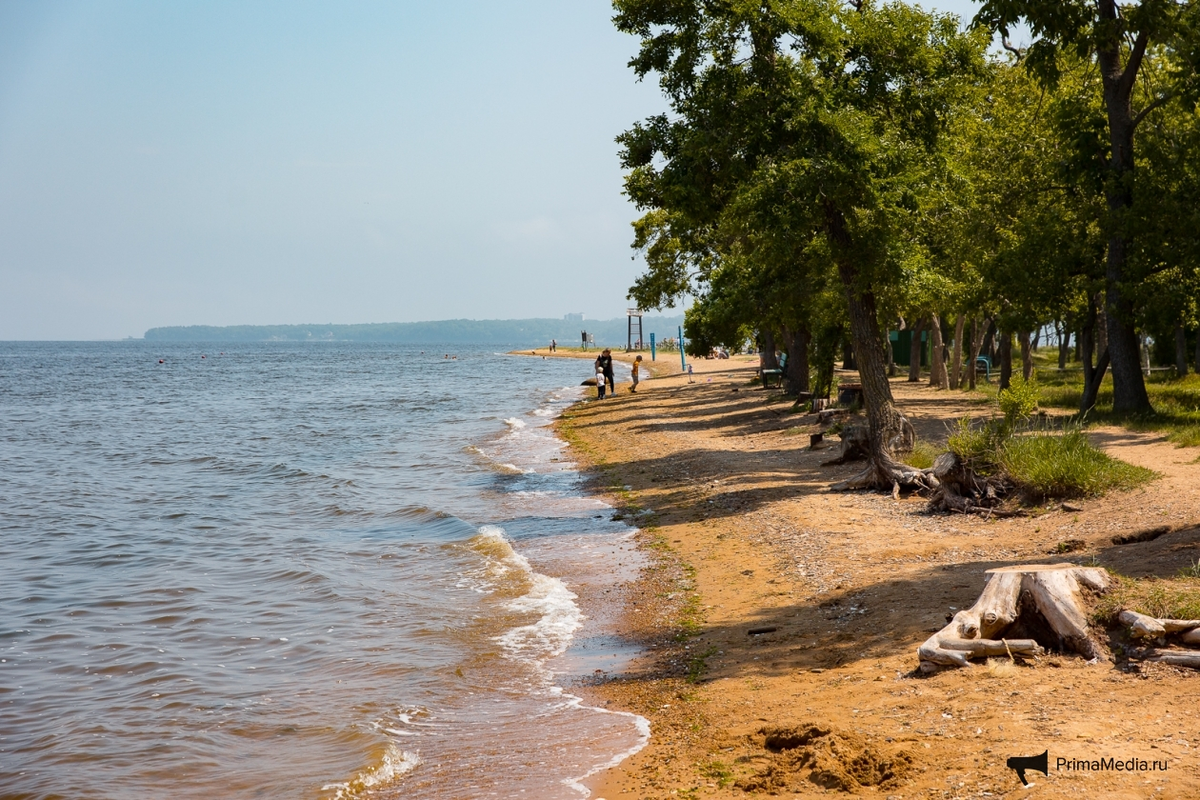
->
xmin=598 ymin=349 xmax=615 ymax=396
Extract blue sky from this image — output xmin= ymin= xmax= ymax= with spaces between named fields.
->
xmin=0 ymin=1 xmax=995 ymax=340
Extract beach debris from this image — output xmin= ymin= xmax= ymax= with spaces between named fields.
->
xmin=917 ymin=564 xmax=1110 ymax=672
xmin=1118 ymin=610 xmax=1200 ymax=667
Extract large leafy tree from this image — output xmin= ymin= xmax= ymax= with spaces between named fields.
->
xmin=975 ymin=0 xmax=1200 ymax=413
xmin=617 ymin=0 xmax=988 ymax=488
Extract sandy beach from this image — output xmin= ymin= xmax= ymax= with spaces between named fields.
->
xmin=530 ymin=350 xmax=1200 ymax=799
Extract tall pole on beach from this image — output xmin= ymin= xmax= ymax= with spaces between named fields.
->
xmin=679 ymin=326 xmax=686 ymax=371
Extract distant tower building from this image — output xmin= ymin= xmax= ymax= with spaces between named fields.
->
xmin=563 ymin=312 xmax=584 ymax=322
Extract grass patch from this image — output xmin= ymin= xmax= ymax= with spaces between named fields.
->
xmin=902 ymin=438 xmax=941 ymax=470
xmin=686 ymin=645 xmax=719 ymax=684
xmin=1031 ymin=368 xmax=1200 ymax=447
xmin=1000 ymin=428 xmax=1157 ymax=498
xmin=943 ymin=416 xmax=1157 ymax=499
xmin=1094 ymin=574 xmax=1200 ymax=623
xmin=699 ymin=759 xmax=735 ymax=788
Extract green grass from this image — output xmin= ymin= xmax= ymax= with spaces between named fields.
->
xmin=1094 ymin=574 xmax=1200 ymax=623
xmin=1026 ymin=365 xmax=1200 ymax=447
xmin=1000 ymin=428 xmax=1157 ymax=498
xmin=942 ymin=415 xmax=1156 ymax=499
xmin=901 ymin=438 xmax=941 ymax=470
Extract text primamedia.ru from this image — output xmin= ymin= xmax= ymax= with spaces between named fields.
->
xmin=1057 ymin=756 xmax=1168 ymax=773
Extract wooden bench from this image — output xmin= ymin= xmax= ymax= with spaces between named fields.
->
xmin=760 ymin=368 xmax=783 ymax=388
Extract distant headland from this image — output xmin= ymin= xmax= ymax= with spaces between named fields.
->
xmin=143 ymin=315 xmax=685 ymax=346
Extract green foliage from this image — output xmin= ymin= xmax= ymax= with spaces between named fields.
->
xmin=998 ymin=374 xmax=1039 ymax=424
xmin=1000 ymin=427 xmax=1157 ymax=498
xmin=902 ymin=439 xmax=942 ymax=470
xmin=946 ymin=417 xmax=1007 ymax=474
xmin=946 ymin=415 xmax=1156 ymax=497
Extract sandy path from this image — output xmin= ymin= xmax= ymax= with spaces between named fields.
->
xmin=552 ymin=361 xmax=1200 ymax=799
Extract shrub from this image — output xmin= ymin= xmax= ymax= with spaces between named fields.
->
xmin=999 ymin=375 xmax=1039 ymax=424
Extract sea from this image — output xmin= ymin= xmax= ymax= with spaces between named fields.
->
xmin=0 ymin=341 xmax=647 ymax=799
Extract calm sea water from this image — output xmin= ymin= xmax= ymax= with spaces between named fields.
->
xmin=0 ymin=342 xmax=646 ymax=799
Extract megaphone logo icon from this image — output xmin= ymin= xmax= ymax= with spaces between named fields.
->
xmin=1007 ymin=750 xmax=1049 ymax=786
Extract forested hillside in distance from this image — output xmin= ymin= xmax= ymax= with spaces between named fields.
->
xmin=143 ymin=316 xmax=686 ymax=346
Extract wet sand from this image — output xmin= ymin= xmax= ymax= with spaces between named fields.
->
xmin=540 ymin=353 xmax=1200 ymax=799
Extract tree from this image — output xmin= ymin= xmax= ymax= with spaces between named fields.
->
xmin=975 ymin=0 xmax=1200 ymax=413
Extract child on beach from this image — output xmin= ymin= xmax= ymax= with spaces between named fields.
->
xmin=630 ymin=355 xmax=642 ymax=393
xmin=595 ymin=363 xmax=606 ymax=399
xmin=687 ymin=363 xmax=694 ymax=383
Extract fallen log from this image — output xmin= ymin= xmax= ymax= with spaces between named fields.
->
xmin=918 ymin=564 xmax=1110 ymax=672
xmin=1119 ymin=609 xmax=1166 ymax=640
xmin=1135 ymin=650 xmax=1200 ymax=669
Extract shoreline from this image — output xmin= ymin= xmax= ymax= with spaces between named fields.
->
xmin=541 ymin=354 xmax=1200 ymax=799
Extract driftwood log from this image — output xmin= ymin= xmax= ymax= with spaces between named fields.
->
xmin=918 ymin=564 xmax=1110 ymax=672
xmin=1118 ymin=610 xmax=1200 ymax=669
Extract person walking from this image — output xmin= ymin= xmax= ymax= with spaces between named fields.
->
xmin=550 ymin=339 xmax=556 ymax=352
xmin=598 ymin=348 xmax=615 ymax=396
xmin=630 ymin=355 xmax=642 ymax=393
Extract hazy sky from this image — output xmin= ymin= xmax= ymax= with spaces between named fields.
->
xmin=0 ymin=1 xmax=993 ymax=340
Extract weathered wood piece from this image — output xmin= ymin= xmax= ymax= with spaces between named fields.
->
xmin=1119 ymin=610 xmax=1166 ymax=639
xmin=1160 ymin=618 xmax=1200 ymax=633
xmin=918 ymin=564 xmax=1110 ymax=672
xmin=1137 ymin=650 xmax=1200 ymax=669
xmin=1181 ymin=629 xmax=1200 ymax=646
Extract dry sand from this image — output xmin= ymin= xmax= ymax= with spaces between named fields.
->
xmin=538 ymin=351 xmax=1200 ymax=799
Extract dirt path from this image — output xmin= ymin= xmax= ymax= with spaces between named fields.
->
xmin=557 ymin=362 xmax=1200 ymax=799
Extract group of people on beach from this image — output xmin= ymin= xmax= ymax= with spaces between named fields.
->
xmin=593 ymin=349 xmax=641 ymax=399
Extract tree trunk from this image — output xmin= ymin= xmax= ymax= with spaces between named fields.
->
xmin=1031 ymin=327 xmax=1040 ymax=351
xmin=918 ymin=564 xmax=1110 ymax=672
xmin=781 ymin=324 xmax=811 ymax=394
xmin=841 ymin=336 xmax=856 ymax=370
xmin=1057 ymin=321 xmax=1069 ymax=370
xmin=1081 ymin=349 xmax=1110 ymax=413
xmin=1177 ymin=324 xmax=1190 ymax=378
xmin=950 ymin=314 xmax=965 ymax=390
xmin=998 ymin=331 xmax=1013 ymax=391
xmin=929 ymin=315 xmax=948 ymax=389
xmin=760 ymin=330 xmax=779 ymax=371
xmin=907 ymin=318 xmax=924 ymax=382
xmin=826 ymin=204 xmax=916 ymax=491
xmin=968 ymin=317 xmax=988 ymax=391
xmin=1195 ymin=327 xmax=1200 ymax=374
xmin=886 ymin=331 xmax=896 ymax=377
xmin=983 ymin=319 xmax=997 ymax=363
xmin=1097 ymin=3 xmax=1153 ymax=414
xmin=1019 ymin=330 xmax=1033 ymax=382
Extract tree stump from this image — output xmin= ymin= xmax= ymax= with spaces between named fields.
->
xmin=918 ymin=564 xmax=1110 ymax=672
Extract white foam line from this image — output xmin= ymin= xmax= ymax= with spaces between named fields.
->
xmin=556 ymin=690 xmax=652 ymax=798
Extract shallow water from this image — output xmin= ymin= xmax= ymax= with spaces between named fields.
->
xmin=0 ymin=342 xmax=644 ymax=799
